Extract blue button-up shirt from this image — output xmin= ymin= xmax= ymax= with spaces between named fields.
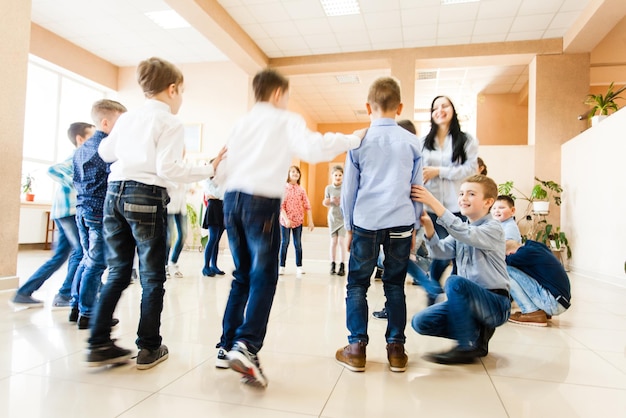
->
xmin=73 ymin=130 xmax=110 ymax=216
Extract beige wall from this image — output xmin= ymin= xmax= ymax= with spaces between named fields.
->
xmin=476 ymin=93 xmax=528 ymax=145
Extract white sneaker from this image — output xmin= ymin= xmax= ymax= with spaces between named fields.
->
xmin=279 ymin=267 xmax=285 ymax=275
xmin=170 ymin=263 xmax=183 ymax=278
xmin=296 ymin=267 xmax=305 ymax=276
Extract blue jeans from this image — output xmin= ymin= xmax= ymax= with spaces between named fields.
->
xmin=507 ymin=266 xmax=566 ymax=316
xmin=166 ymin=213 xmax=187 ymax=264
xmin=346 ymin=225 xmax=413 ymax=345
xmin=407 ymin=258 xmax=443 ymax=301
xmin=279 ymin=225 xmax=303 ymax=267
xmin=73 ymin=207 xmax=106 ymax=316
xmin=219 ymin=192 xmax=281 ymax=353
xmin=88 ymin=181 xmax=169 ymax=350
xmin=203 ymin=225 xmax=225 ymax=273
xmin=411 ymin=275 xmax=511 ymax=349
xmin=428 ymin=212 xmax=466 ymax=282
xmin=17 ymin=215 xmax=82 ymax=298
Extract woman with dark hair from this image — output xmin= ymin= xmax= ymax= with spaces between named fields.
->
xmin=418 ymin=96 xmax=479 ymax=300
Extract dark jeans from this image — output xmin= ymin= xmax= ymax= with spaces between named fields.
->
xmin=17 ymin=215 xmax=82 ymax=297
xmin=428 ymin=211 xmax=466 ymax=282
xmin=88 ymin=181 xmax=169 ymax=350
xmin=219 ymin=191 xmax=281 ymax=353
xmin=279 ymin=225 xmax=303 ymax=267
xmin=203 ymin=225 xmax=225 ymax=273
xmin=346 ymin=225 xmax=413 ymax=345
xmin=74 ymin=207 xmax=106 ymax=316
xmin=412 ymin=275 xmax=511 ymax=349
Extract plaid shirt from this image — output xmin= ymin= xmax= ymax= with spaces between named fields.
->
xmin=73 ymin=130 xmax=110 ymax=216
xmin=48 ymin=154 xmax=76 ymax=219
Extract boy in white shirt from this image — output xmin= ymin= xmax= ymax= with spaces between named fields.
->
xmin=86 ymin=57 xmax=224 ymax=370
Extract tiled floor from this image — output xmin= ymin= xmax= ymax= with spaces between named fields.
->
xmin=2 ymin=228 xmax=625 ymax=417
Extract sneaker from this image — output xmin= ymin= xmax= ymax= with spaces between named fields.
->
xmin=137 ymin=344 xmax=169 ymax=370
xmin=52 ymin=293 xmax=71 ymax=308
xmin=77 ymin=315 xmax=120 ymax=330
xmin=227 ymin=341 xmax=268 ymax=388
xmin=330 ymin=262 xmax=336 ymax=275
xmin=131 ymin=269 xmax=139 ymax=282
xmin=372 ymin=307 xmax=388 ymax=320
xmin=386 ymin=342 xmax=408 ymax=372
xmin=296 ymin=267 xmax=305 ymax=276
xmin=69 ymin=307 xmax=79 ymax=322
xmin=11 ymin=293 xmax=44 ymax=308
xmin=374 ymin=268 xmax=383 ymax=280
xmin=335 ymin=341 xmax=366 ymax=372
xmin=278 ymin=267 xmax=285 ymax=275
xmin=170 ymin=264 xmax=183 ymax=278
xmin=508 ymin=310 xmax=548 ymax=327
xmin=85 ymin=341 xmax=133 ymax=367
xmin=216 ymin=346 xmax=229 ymax=369
xmin=337 ymin=262 xmax=345 ymax=276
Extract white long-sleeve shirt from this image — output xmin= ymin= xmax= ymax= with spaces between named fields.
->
xmin=218 ymin=102 xmax=361 ymax=199
xmin=99 ymin=99 xmax=213 ymax=188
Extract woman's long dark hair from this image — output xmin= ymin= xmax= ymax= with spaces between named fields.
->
xmin=423 ymin=95 xmax=468 ymax=164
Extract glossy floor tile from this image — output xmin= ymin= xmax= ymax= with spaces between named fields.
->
xmin=2 ymin=228 xmax=625 ymax=417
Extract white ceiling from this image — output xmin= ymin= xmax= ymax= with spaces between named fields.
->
xmin=30 ymin=0 xmax=593 ymax=124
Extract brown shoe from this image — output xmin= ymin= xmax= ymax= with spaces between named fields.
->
xmin=336 ymin=342 xmax=366 ymax=372
xmin=386 ymin=343 xmax=408 ymax=372
xmin=508 ymin=310 xmax=548 ymax=327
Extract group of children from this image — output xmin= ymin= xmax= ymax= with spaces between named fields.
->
xmin=13 ymin=59 xmax=570 ymax=388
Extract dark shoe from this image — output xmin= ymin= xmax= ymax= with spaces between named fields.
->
xmin=202 ymin=267 xmax=215 ymax=277
xmin=337 ymin=262 xmax=345 ymax=276
xmin=508 ymin=310 xmax=548 ymax=327
xmin=335 ymin=341 xmax=366 ymax=372
xmin=424 ymin=346 xmax=482 ymax=365
xmin=386 ymin=342 xmax=408 ymax=372
xmin=85 ymin=341 xmax=133 ymax=367
xmin=374 ymin=267 xmax=383 ymax=280
xmin=211 ymin=267 xmax=225 ymax=276
xmin=216 ymin=346 xmax=229 ymax=369
xmin=77 ymin=315 xmax=120 ymax=330
xmin=11 ymin=293 xmax=44 ymax=308
xmin=476 ymin=325 xmax=496 ymax=357
xmin=372 ymin=307 xmax=388 ymax=320
xmin=52 ymin=293 xmax=71 ymax=308
xmin=69 ymin=308 xmax=79 ymax=322
xmin=227 ymin=341 xmax=268 ymax=388
xmin=137 ymin=344 xmax=169 ymax=370
xmin=330 ymin=261 xmax=336 ymax=275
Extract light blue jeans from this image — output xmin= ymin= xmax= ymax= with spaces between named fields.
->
xmin=507 ymin=266 xmax=567 ymax=316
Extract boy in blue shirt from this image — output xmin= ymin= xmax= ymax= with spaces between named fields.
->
xmin=492 ymin=195 xmax=522 ymax=243
xmin=336 ymin=77 xmax=423 ymax=373
xmin=411 ymin=175 xmax=511 ymax=364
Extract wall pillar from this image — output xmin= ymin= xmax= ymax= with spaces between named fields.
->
xmin=391 ymin=54 xmax=415 ymax=122
xmin=528 ymin=53 xmax=590 ymax=226
xmin=0 ymin=0 xmax=31 ymax=290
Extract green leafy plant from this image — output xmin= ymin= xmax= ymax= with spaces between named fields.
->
xmin=534 ymin=222 xmax=571 ymax=259
xmin=585 ymin=82 xmax=626 ymax=116
xmin=22 ymin=173 xmax=34 ymax=194
xmin=497 ymin=177 xmax=562 ymax=206
xmin=186 ymin=203 xmax=207 ymax=250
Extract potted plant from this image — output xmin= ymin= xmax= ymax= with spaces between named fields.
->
xmin=585 ymin=82 xmax=626 ymax=126
xmin=534 ymin=222 xmax=572 ymax=259
xmin=497 ymin=177 xmax=562 ymax=214
xmin=22 ymin=173 xmax=35 ymax=201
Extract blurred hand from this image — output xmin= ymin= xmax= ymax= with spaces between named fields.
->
xmin=211 ymin=146 xmax=227 ymax=170
xmin=423 ymin=166 xmax=439 ymax=184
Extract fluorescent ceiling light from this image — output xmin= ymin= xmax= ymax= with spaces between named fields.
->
xmin=320 ymin=0 xmax=361 ymax=17
xmin=145 ymin=10 xmax=191 ymax=29
xmin=441 ymin=0 xmax=479 ymax=5
xmin=336 ymin=74 xmax=360 ymax=84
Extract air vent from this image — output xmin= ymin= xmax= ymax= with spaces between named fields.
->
xmin=336 ymin=74 xmax=360 ymax=84
xmin=417 ymin=71 xmax=437 ymax=80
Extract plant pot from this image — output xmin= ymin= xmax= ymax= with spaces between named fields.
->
xmin=532 ymin=201 xmax=549 ymax=214
xmin=25 ymin=193 xmax=35 ymax=202
xmin=591 ymin=115 xmax=607 ymax=126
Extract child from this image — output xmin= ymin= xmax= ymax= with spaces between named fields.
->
xmin=336 ymin=76 xmax=423 ymax=374
xmin=86 ymin=57 xmax=224 ymax=369
xmin=279 ymin=165 xmax=313 ymax=276
xmin=492 ymin=195 xmax=522 ymax=243
xmin=11 ymin=122 xmax=94 ymax=308
xmin=411 ymin=175 xmax=511 ymax=365
xmin=201 ymin=175 xmax=225 ymax=277
xmin=216 ymin=68 xmax=365 ymax=388
xmin=165 ymin=182 xmax=188 ymax=278
xmin=72 ymin=100 xmax=127 ymax=329
xmin=323 ymin=165 xmax=346 ymax=276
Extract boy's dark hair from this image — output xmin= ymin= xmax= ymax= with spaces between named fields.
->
xmin=253 ymin=69 xmax=289 ymax=102
xmin=464 ymin=174 xmax=497 ymax=200
xmin=423 ymin=95 xmax=468 ymax=165
xmin=477 ymin=157 xmax=487 ymax=175
xmin=397 ymin=119 xmax=416 ymax=134
xmin=286 ymin=165 xmax=301 ymax=185
xmin=91 ymin=99 xmax=127 ymax=125
xmin=67 ymin=122 xmax=95 ymax=146
xmin=367 ymin=77 xmax=401 ymax=112
xmin=137 ymin=57 xmax=184 ymax=97
xmin=496 ymin=195 xmax=515 ymax=208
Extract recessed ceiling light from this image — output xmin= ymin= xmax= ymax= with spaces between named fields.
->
xmin=320 ymin=0 xmax=361 ymax=17
xmin=145 ymin=10 xmax=191 ymax=29
xmin=336 ymin=74 xmax=360 ymax=84
xmin=441 ymin=0 xmax=479 ymax=5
